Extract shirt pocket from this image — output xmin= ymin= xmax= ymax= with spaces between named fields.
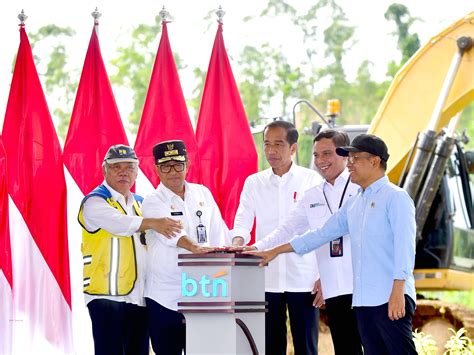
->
xmin=306 ymin=201 xmax=329 ymax=229
xmin=363 ymin=206 xmax=389 ymax=241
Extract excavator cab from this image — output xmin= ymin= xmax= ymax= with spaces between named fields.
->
xmin=415 ymin=141 xmax=474 ymax=289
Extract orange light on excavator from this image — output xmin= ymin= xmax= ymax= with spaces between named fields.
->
xmin=326 ymin=99 xmax=340 ymax=116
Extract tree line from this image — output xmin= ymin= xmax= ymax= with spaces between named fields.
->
xmin=25 ymin=1 xmax=473 ymax=169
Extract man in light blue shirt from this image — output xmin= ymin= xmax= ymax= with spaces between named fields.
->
xmin=248 ymin=134 xmax=417 ymax=355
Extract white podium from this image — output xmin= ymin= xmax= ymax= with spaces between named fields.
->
xmin=178 ymin=253 xmax=266 ymax=355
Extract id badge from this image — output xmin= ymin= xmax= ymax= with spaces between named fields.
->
xmin=196 ymin=224 xmax=207 ymax=244
xmin=330 ymin=237 xmax=343 ymax=257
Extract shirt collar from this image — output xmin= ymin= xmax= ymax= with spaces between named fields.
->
xmin=364 ymin=175 xmax=389 ymax=194
xmin=103 ymin=180 xmax=133 ymax=205
xmin=268 ymin=161 xmax=297 ymax=181
xmin=322 ymin=169 xmax=350 ymax=189
xmin=157 ymin=181 xmax=188 ymax=202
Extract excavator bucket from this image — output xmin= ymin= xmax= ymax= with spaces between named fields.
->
xmin=368 ymin=12 xmax=474 ymax=183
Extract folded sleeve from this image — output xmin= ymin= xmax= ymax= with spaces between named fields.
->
xmin=390 ymin=190 xmax=416 ymax=280
xmin=82 ymin=196 xmax=143 ymax=236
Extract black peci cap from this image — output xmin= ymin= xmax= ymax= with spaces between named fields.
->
xmin=336 ymin=134 xmax=390 ymax=162
xmin=153 ymin=140 xmax=188 ymax=164
xmin=103 ymin=144 xmax=138 ymax=164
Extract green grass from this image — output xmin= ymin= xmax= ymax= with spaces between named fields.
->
xmin=419 ymin=290 xmax=474 ymax=309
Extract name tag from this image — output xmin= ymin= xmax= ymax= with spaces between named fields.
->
xmin=309 ymin=202 xmax=325 ymax=208
xmin=196 ymin=224 xmax=207 ymax=243
xmin=330 ymin=237 xmax=343 ymax=257
xmin=171 ymin=211 xmax=183 ymax=216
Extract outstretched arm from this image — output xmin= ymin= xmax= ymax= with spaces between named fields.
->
xmin=245 ymin=242 xmax=294 ymax=267
xmin=177 ymin=236 xmax=216 ymax=254
xmin=139 ymin=218 xmax=182 ymax=238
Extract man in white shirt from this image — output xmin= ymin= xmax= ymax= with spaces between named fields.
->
xmin=250 ymin=130 xmax=363 ymax=354
xmin=142 ymin=140 xmax=228 ymax=355
xmin=232 ymin=121 xmax=321 ymax=355
xmin=79 ymin=144 xmax=182 ymax=355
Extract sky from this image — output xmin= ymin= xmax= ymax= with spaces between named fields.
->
xmin=0 ymin=0 xmax=472 ymax=130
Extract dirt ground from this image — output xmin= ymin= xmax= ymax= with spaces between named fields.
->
xmin=316 ymin=324 xmax=335 ymax=355
xmin=286 ymin=321 xmax=334 ymax=355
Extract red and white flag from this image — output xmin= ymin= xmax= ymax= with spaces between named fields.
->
xmin=135 ymin=20 xmax=199 ymax=191
xmin=64 ymin=25 xmax=129 ymax=195
xmin=2 ymin=25 xmax=73 ymax=354
xmin=63 ymin=24 xmax=129 ymax=353
xmin=0 ymin=135 xmax=13 ymax=355
xmin=196 ymin=22 xmax=258 ymax=231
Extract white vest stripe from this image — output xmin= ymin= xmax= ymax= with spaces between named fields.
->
xmin=110 ymin=238 xmax=119 ymax=296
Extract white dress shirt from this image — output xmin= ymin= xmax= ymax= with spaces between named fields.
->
xmin=255 ymin=170 xmax=358 ymax=300
xmin=82 ymin=181 xmax=146 ymax=306
xmin=232 ymin=163 xmax=321 ymax=292
xmin=142 ymin=182 xmax=229 ymax=311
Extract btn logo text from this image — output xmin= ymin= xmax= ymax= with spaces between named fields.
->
xmin=181 ymin=270 xmax=228 ymax=297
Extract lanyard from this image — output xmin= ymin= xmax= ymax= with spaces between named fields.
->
xmin=322 ymin=178 xmax=350 ymax=214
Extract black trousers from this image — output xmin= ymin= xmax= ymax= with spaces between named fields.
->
xmin=145 ymin=297 xmax=185 ymax=355
xmin=355 ymin=295 xmax=417 ymax=355
xmin=265 ymin=291 xmax=319 ymax=355
xmin=325 ymin=294 xmax=363 ymax=355
xmin=87 ymin=299 xmax=149 ymax=355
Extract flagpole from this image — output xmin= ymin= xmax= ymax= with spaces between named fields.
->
xmin=92 ymin=7 xmax=101 ymax=35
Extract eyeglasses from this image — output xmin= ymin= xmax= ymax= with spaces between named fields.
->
xmin=347 ymin=154 xmax=373 ymax=164
xmin=158 ymin=163 xmax=185 ymax=173
xmin=106 ymin=163 xmax=138 ymax=174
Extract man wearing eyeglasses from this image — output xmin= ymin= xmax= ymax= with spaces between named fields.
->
xmin=141 ymin=139 xmax=229 ymax=355
xmin=79 ymin=144 xmax=182 ymax=355
xmin=248 ymin=134 xmax=417 ymax=355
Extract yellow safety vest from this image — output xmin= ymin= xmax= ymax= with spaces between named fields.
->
xmin=78 ymin=185 xmax=143 ymax=296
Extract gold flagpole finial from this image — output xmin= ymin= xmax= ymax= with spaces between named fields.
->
xmin=216 ymin=6 xmax=225 ymax=24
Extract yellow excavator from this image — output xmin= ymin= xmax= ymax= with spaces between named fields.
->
xmin=368 ymin=12 xmax=474 ymax=338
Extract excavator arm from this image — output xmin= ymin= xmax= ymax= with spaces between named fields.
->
xmin=368 ymin=12 xmax=474 ymax=183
